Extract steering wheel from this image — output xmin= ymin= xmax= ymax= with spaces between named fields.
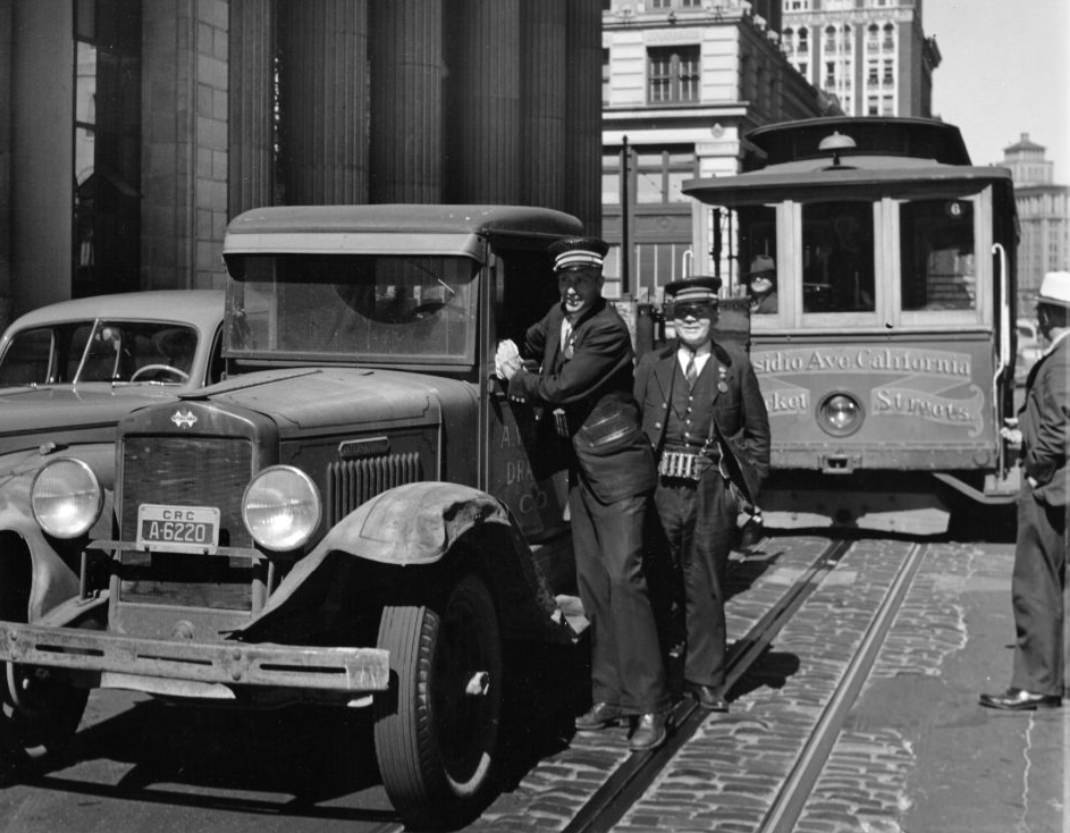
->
xmin=130 ymin=364 xmax=190 ymax=383
xmin=409 ymin=301 xmax=446 ymax=320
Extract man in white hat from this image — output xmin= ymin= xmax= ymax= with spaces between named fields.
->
xmin=980 ymin=270 xmax=1070 ymax=710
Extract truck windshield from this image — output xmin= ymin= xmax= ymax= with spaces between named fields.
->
xmin=225 ymin=254 xmax=479 ymax=363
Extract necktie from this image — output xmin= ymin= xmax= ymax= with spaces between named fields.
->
xmin=562 ymin=320 xmax=574 ymax=359
xmin=685 ymin=350 xmax=697 ymax=388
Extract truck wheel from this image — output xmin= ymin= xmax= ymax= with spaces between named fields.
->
xmin=0 ymin=661 xmax=88 ymax=762
xmin=374 ymin=573 xmax=503 ymax=828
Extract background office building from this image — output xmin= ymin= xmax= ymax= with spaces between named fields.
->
xmin=0 ymin=0 xmax=603 ymax=327
xmin=998 ymin=133 xmax=1070 ymax=313
xmin=781 ymin=0 xmax=940 ymax=118
xmin=601 ymin=0 xmax=835 ymax=298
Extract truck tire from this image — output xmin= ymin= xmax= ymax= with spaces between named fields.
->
xmin=0 ymin=661 xmax=88 ymax=763
xmin=374 ymin=573 xmax=502 ymax=828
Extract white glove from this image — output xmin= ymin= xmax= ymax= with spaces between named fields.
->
xmin=495 ymin=339 xmax=521 ymax=380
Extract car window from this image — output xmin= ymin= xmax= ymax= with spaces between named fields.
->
xmin=0 ymin=328 xmax=56 ymax=385
xmin=78 ymin=321 xmax=199 ymax=383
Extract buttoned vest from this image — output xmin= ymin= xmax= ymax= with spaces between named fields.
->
xmin=663 ymin=359 xmax=717 ymax=449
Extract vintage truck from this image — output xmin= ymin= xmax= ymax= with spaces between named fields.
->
xmin=0 ymin=206 xmax=590 ymax=826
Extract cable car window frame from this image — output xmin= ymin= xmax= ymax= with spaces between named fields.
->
xmin=746 ymin=186 xmax=992 ymax=333
xmin=891 ymin=186 xmax=991 ymax=330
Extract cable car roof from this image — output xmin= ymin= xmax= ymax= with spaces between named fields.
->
xmin=741 ymin=116 xmax=973 ymax=169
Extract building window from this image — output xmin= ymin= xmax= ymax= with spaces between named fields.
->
xmin=74 ymin=0 xmax=142 ymax=298
xmin=635 ymin=152 xmax=694 ymax=204
xmin=602 ymin=49 xmax=611 ymax=107
xmin=648 ymin=46 xmax=700 ymax=104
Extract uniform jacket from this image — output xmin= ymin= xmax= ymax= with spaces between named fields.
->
xmin=508 ymin=297 xmax=656 ymax=504
xmin=634 ymin=339 xmax=771 ymax=504
xmin=1019 ymin=332 xmax=1070 ymax=507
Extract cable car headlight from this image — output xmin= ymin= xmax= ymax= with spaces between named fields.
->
xmin=818 ymin=392 xmax=864 ymax=437
xmin=31 ymin=458 xmax=103 ymax=539
xmin=242 ymin=465 xmax=321 ymax=552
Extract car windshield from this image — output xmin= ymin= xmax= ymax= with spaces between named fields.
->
xmin=225 ymin=254 xmax=479 ymax=364
xmin=0 ymin=320 xmax=199 ymax=386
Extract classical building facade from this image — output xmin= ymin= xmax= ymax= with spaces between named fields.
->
xmin=780 ymin=0 xmax=939 ymax=119
xmin=601 ymin=0 xmax=834 ymax=298
xmin=999 ymin=134 xmax=1070 ymax=313
xmin=0 ymin=0 xmax=602 ymax=326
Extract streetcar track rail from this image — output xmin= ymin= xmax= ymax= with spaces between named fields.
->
xmin=757 ymin=541 xmax=925 ymax=833
xmin=561 ymin=537 xmax=855 ymax=833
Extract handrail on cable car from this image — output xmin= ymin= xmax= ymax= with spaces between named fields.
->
xmin=992 ymin=242 xmax=1010 ymax=477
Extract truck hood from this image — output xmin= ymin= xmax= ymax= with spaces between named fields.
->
xmin=0 ymin=385 xmax=176 ymax=455
xmin=185 ymin=367 xmax=473 ymax=431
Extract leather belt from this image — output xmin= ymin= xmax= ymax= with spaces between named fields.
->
xmin=658 ymin=445 xmax=720 ymax=481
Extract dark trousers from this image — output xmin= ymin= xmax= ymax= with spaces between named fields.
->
xmin=570 ymin=481 xmax=668 ymax=715
xmin=653 ymin=471 xmax=736 ymax=689
xmin=1011 ymin=488 xmax=1067 ymax=696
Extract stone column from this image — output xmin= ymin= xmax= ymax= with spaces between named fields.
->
xmin=444 ymin=0 xmax=520 ymax=204
xmin=228 ymin=0 xmax=274 ymax=216
xmin=520 ymin=0 xmax=567 ymax=210
xmin=564 ymin=0 xmax=602 ymax=236
xmin=368 ymin=0 xmax=444 ymax=203
xmin=0 ymin=0 xmax=12 ymax=326
xmin=279 ymin=0 xmax=368 ymax=205
xmin=141 ymin=0 xmax=229 ymax=289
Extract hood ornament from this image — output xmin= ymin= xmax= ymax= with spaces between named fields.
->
xmin=171 ymin=409 xmax=198 ymax=429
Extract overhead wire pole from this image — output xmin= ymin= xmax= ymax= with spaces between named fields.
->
xmin=620 ymin=135 xmax=632 ymax=296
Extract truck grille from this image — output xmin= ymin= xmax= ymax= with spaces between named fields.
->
xmin=326 ymin=453 xmax=422 ymax=526
xmin=120 ymin=436 xmax=256 ymax=548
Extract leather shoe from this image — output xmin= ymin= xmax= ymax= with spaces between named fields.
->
xmin=575 ymin=701 xmax=623 ymax=731
xmin=629 ymin=712 xmax=667 ymax=751
xmin=979 ymin=687 xmax=1061 ymax=711
xmin=685 ymin=682 xmax=728 ymax=712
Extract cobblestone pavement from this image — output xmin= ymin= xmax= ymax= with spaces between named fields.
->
xmin=470 ymin=537 xmax=1067 ymax=833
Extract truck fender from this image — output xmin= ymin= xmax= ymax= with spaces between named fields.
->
xmin=0 ymin=450 xmax=116 ymax=623
xmin=237 ymin=482 xmax=574 ymax=644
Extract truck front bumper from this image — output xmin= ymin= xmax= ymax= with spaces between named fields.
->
xmin=0 ymin=621 xmax=389 ymax=694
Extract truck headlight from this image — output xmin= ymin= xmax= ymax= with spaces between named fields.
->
xmin=242 ymin=466 xmax=321 ymax=551
xmin=31 ymin=458 xmax=103 ymax=538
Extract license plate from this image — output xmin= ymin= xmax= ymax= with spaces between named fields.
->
xmin=136 ymin=504 xmax=220 ymax=553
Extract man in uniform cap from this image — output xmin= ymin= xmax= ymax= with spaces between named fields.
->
xmin=981 ymin=271 xmax=1070 ymax=710
xmin=497 ymin=236 xmax=670 ymax=750
xmin=635 ymin=275 xmax=770 ymax=711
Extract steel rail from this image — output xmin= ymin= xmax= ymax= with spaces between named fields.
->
xmin=560 ymin=536 xmax=856 ymax=833
xmin=757 ymin=541 xmax=926 ymax=833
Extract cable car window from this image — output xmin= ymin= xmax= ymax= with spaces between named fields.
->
xmin=738 ymin=205 xmax=778 ymax=315
xmin=802 ymin=202 xmax=874 ymax=313
xmin=899 ymin=199 xmax=976 ymax=311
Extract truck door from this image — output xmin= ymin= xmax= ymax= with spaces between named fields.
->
xmin=480 ymin=250 xmax=570 ymax=545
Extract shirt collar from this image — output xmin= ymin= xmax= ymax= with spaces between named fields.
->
xmin=1043 ymin=328 xmax=1070 ymax=357
xmin=677 ymin=340 xmax=712 ymax=358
